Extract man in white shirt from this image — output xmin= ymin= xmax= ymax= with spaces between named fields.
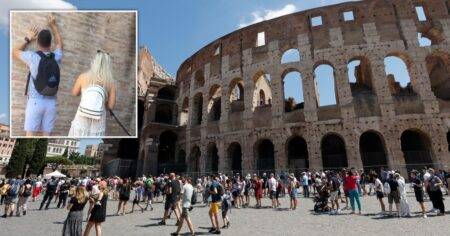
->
xmin=171 ymin=177 xmax=195 ymax=236
xmin=268 ymin=173 xmax=278 ymax=208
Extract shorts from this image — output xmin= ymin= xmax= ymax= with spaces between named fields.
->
xmin=329 ymin=191 xmax=338 ymax=201
xmin=164 ymin=199 xmax=175 ymax=211
xmin=221 ymin=208 xmax=228 ymax=218
xmin=270 ymin=190 xmax=276 ymax=199
xmin=414 ymin=190 xmax=424 ymax=203
xmin=181 ymin=207 xmax=190 ymax=217
xmin=344 ymin=190 xmax=349 ymax=198
xmin=388 ymin=190 xmax=400 ymax=204
xmin=4 ymin=196 xmax=17 ymax=205
xmin=209 ymin=202 xmax=220 ymax=215
xmin=24 ymin=97 xmax=56 ymax=133
xmin=376 ymin=191 xmax=384 ymax=199
xmin=290 ymin=189 xmax=297 ymax=199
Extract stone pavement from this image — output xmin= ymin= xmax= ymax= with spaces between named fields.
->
xmin=1 ymin=189 xmax=450 ymax=236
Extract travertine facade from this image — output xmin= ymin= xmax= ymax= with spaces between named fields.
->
xmin=137 ymin=0 xmax=450 ymax=177
xmin=10 ymin=12 xmax=137 ymax=137
xmin=0 ymin=124 xmax=16 ymax=165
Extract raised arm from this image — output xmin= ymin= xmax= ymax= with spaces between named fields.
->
xmin=12 ymin=26 xmax=39 ymax=61
xmin=107 ymin=82 xmax=116 ymax=110
xmin=48 ymin=14 xmax=63 ymax=50
xmin=71 ymin=74 xmax=84 ymax=96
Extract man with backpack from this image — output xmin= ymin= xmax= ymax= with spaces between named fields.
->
xmin=2 ymin=179 xmax=20 ymax=218
xmin=56 ymin=179 xmax=70 ymax=208
xmin=208 ymin=175 xmax=223 ymax=234
xmin=328 ymin=172 xmax=340 ymax=215
xmin=16 ymin=179 xmax=32 ymax=216
xmin=171 ymin=177 xmax=196 ymax=236
xmin=12 ymin=13 xmax=63 ymax=136
xmin=159 ymin=173 xmax=181 ymax=225
xmin=39 ymin=176 xmax=58 ymax=210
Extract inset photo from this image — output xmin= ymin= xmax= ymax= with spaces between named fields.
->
xmin=10 ymin=10 xmax=137 ymax=138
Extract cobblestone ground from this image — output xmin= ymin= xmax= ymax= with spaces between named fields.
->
xmin=1 ymin=187 xmax=450 ymax=236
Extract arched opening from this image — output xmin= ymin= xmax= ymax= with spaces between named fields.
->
xmin=208 ymin=85 xmax=222 ymax=122
xmin=157 ymin=86 xmax=176 ymax=100
xmin=401 ymin=129 xmax=434 ymax=173
xmin=189 ymin=146 xmax=201 ymax=173
xmin=283 ymin=71 xmax=304 ymax=112
xmin=206 ymin=142 xmax=219 ymax=173
xmin=230 ymin=78 xmax=245 ymax=113
xmin=348 ymin=57 xmax=374 ymax=95
xmin=426 ymin=54 xmax=450 ymax=101
xmin=418 ymin=33 xmax=432 ymax=47
xmin=281 ymin=49 xmax=301 ymax=64
xmin=321 ymin=134 xmax=348 ymax=170
xmin=154 ymin=104 xmax=173 ymax=124
xmin=359 ymin=131 xmax=388 ymax=173
xmin=287 ymin=136 xmax=309 ymax=172
xmin=384 ymin=55 xmax=415 ymax=96
xmin=227 ymin=142 xmax=242 ymax=174
xmin=253 ymin=72 xmax=272 ymax=109
xmin=157 ymin=130 xmax=178 ymax=174
xmin=178 ymin=150 xmax=186 ymax=173
xmin=255 ymin=139 xmax=275 ymax=174
xmin=192 ymin=93 xmax=203 ymax=125
xmin=194 ymin=70 xmax=205 ymax=88
xmin=180 ymin=97 xmax=189 ymax=126
xmin=314 ymin=63 xmax=337 ymax=106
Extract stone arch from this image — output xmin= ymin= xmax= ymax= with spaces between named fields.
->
xmin=229 ymin=78 xmax=244 ymax=102
xmin=384 ymin=53 xmax=416 ymax=96
xmin=180 ymin=97 xmax=189 ymax=126
xmin=189 ymin=146 xmax=201 ymax=173
xmin=282 ymin=69 xmax=304 ymax=112
xmin=194 ymin=69 xmax=205 ymax=88
xmin=206 ymin=142 xmax=219 ymax=173
xmin=192 ymin=93 xmax=203 ymax=125
xmin=281 ymin=48 xmax=301 ymax=64
xmin=401 ymin=129 xmax=434 ymax=173
xmin=208 ymin=85 xmax=222 ymax=121
xmin=313 ymin=62 xmax=337 ymax=106
xmin=359 ymin=131 xmax=388 ymax=173
xmin=157 ymin=130 xmax=178 ymax=174
xmin=254 ymin=139 xmax=275 ymax=174
xmin=227 ymin=142 xmax=242 ymax=173
xmin=154 ymin=103 xmax=173 ymax=124
xmin=347 ymin=56 xmax=374 ymax=95
xmin=321 ymin=133 xmax=348 ymax=170
xmin=425 ymin=53 xmax=450 ymax=101
xmin=157 ymin=86 xmax=176 ymax=100
xmin=253 ymin=71 xmax=272 ymax=109
xmin=286 ymin=135 xmax=309 ymax=172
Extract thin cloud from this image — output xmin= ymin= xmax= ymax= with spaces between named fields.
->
xmin=0 ymin=0 xmax=76 ymax=30
xmin=239 ymin=4 xmax=297 ymax=28
xmin=0 ymin=113 xmax=6 ymax=121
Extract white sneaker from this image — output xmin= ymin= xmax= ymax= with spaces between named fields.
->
xmin=423 ymin=214 xmax=427 ymax=218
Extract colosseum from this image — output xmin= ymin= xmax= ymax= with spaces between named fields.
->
xmin=104 ymin=0 xmax=450 ymax=178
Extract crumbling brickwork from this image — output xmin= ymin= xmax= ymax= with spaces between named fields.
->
xmin=10 ymin=11 xmax=136 ymax=137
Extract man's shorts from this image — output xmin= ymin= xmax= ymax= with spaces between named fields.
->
xmin=209 ymin=202 xmax=220 ymax=214
xmin=376 ymin=191 xmax=384 ymax=199
xmin=388 ymin=190 xmax=400 ymax=204
xmin=164 ymin=199 xmax=175 ymax=211
xmin=270 ymin=190 xmax=276 ymax=199
xmin=329 ymin=191 xmax=339 ymax=201
xmin=181 ymin=207 xmax=190 ymax=217
xmin=24 ymin=97 xmax=56 ymax=133
xmin=414 ymin=190 xmax=424 ymax=203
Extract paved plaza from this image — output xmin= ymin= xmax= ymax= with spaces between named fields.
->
xmin=1 ymin=188 xmax=450 ymax=236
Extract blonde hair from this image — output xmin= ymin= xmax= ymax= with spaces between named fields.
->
xmin=75 ymin=186 xmax=88 ymax=204
xmin=87 ymin=50 xmax=114 ymax=92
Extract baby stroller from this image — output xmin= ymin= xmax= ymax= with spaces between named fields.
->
xmin=313 ymin=185 xmax=330 ymax=213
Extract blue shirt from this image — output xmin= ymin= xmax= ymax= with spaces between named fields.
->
xmin=20 ymin=49 xmax=62 ymax=99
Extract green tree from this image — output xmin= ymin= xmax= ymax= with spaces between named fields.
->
xmin=27 ymin=139 xmax=48 ymax=176
xmin=62 ymin=147 xmax=68 ymax=158
xmin=45 ymin=156 xmax=74 ymax=166
xmin=6 ymin=139 xmax=35 ymax=178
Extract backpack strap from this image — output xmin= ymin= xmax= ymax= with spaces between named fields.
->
xmin=36 ymin=50 xmax=54 ymax=59
xmin=24 ymin=73 xmax=31 ymax=95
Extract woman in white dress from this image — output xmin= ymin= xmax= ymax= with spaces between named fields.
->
xmin=68 ymin=50 xmax=116 ymax=137
xmin=395 ymin=173 xmax=411 ymax=217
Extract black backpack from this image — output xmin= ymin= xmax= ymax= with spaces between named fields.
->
xmin=22 ymin=185 xmax=32 ymax=197
xmin=25 ymin=51 xmax=60 ymax=96
xmin=191 ymin=190 xmax=197 ymax=205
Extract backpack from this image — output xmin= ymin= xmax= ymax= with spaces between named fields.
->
xmin=191 ymin=190 xmax=197 ymax=205
xmin=383 ymin=182 xmax=391 ymax=194
xmin=78 ymin=85 xmax=107 ymax=120
xmin=22 ymin=185 xmax=32 ymax=197
xmin=25 ymin=51 xmax=60 ymax=96
xmin=331 ymin=178 xmax=340 ymax=192
xmin=217 ymin=183 xmax=224 ymax=196
xmin=8 ymin=184 xmax=20 ymax=198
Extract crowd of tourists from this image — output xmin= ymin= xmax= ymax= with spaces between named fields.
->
xmin=0 ymin=167 xmax=448 ymax=236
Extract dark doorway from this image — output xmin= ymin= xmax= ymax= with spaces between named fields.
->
xmin=178 ymin=150 xmax=187 ymax=173
xmin=359 ymin=131 xmax=388 ymax=173
xmin=116 ymin=139 xmax=140 ymax=178
xmin=210 ymin=98 xmax=221 ymax=121
xmin=401 ymin=130 xmax=433 ymax=172
xmin=193 ymin=93 xmax=203 ymax=125
xmin=256 ymin=139 xmax=275 ymax=174
xmin=157 ymin=131 xmax=178 ymax=174
xmin=321 ymin=134 xmax=348 ymax=170
xmin=190 ymin=146 xmax=201 ymax=173
xmin=228 ymin=142 xmax=242 ymax=174
xmin=154 ymin=104 xmax=173 ymax=124
xmin=206 ymin=143 xmax=219 ymax=173
xmin=157 ymin=86 xmax=176 ymax=100
xmin=287 ymin=136 xmax=309 ymax=173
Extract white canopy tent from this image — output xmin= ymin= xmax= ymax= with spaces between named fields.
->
xmin=44 ymin=170 xmax=66 ymax=179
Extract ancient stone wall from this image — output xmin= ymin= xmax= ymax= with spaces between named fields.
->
xmin=10 ymin=11 xmax=136 ymax=137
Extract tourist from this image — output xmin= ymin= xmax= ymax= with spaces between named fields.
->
xmin=243 ymin=174 xmax=251 ymax=207
xmin=0 ymin=179 xmax=6 ymax=205
xmin=159 ymin=173 xmax=181 ymax=225
xmin=116 ymin=178 xmax=131 ymax=216
xmin=62 ymin=186 xmax=88 ymax=236
xmin=16 ymin=179 xmax=32 ymax=216
xmin=39 ymin=176 xmax=58 ymax=210
xmin=301 ymin=172 xmax=309 ymax=198
xmin=171 ymin=177 xmax=195 ymax=236
xmin=288 ymin=173 xmax=298 ymax=210
xmin=275 ymin=176 xmax=283 ymax=207
xmin=221 ymin=184 xmax=232 ymax=229
xmin=340 ymin=169 xmax=349 ymax=210
xmin=144 ymin=175 xmax=154 ymax=211
xmin=231 ymin=178 xmax=241 ymax=208
xmin=130 ymin=180 xmax=145 ymax=213
xmin=254 ymin=175 xmax=263 ymax=208
xmin=372 ymin=173 xmax=386 ymax=214
xmin=2 ymin=179 xmax=19 ymax=218
xmin=385 ymin=172 xmax=400 ymax=217
xmin=345 ymin=169 xmax=361 ymax=214
xmin=208 ymin=175 xmax=223 ymax=234
xmin=83 ymin=181 xmax=108 ymax=236
xmin=328 ymin=172 xmax=340 ymax=215
xmin=396 ymin=173 xmax=411 ymax=217
xmin=410 ymin=170 xmax=427 ymax=218
xmin=237 ymin=176 xmax=245 ymax=208
xmin=428 ymin=168 xmax=445 ymax=216
xmin=268 ymin=173 xmax=278 ymax=209
xmin=32 ymin=177 xmax=42 ymax=202
xmin=57 ymin=179 xmax=71 ymax=208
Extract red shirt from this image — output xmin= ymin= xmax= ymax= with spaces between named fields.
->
xmin=344 ymin=175 xmax=358 ymax=190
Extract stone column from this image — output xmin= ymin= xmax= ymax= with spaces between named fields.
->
xmin=334 ymin=63 xmax=356 ymax=119
xmin=409 ymin=56 xmax=440 ymax=114
xmin=307 ymin=135 xmax=322 ymax=170
xmin=301 ymin=68 xmax=318 ymax=122
xmin=370 ymin=56 xmax=396 ymax=117
xmin=345 ymin=132 xmax=363 ymax=169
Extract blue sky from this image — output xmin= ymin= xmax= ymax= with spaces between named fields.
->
xmin=1 ymin=0 xmax=421 ymax=123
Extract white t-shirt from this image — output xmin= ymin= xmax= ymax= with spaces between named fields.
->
xmin=182 ymin=183 xmax=194 ymax=208
xmin=374 ymin=178 xmax=383 ymax=192
xmin=268 ymin=177 xmax=277 ymax=192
